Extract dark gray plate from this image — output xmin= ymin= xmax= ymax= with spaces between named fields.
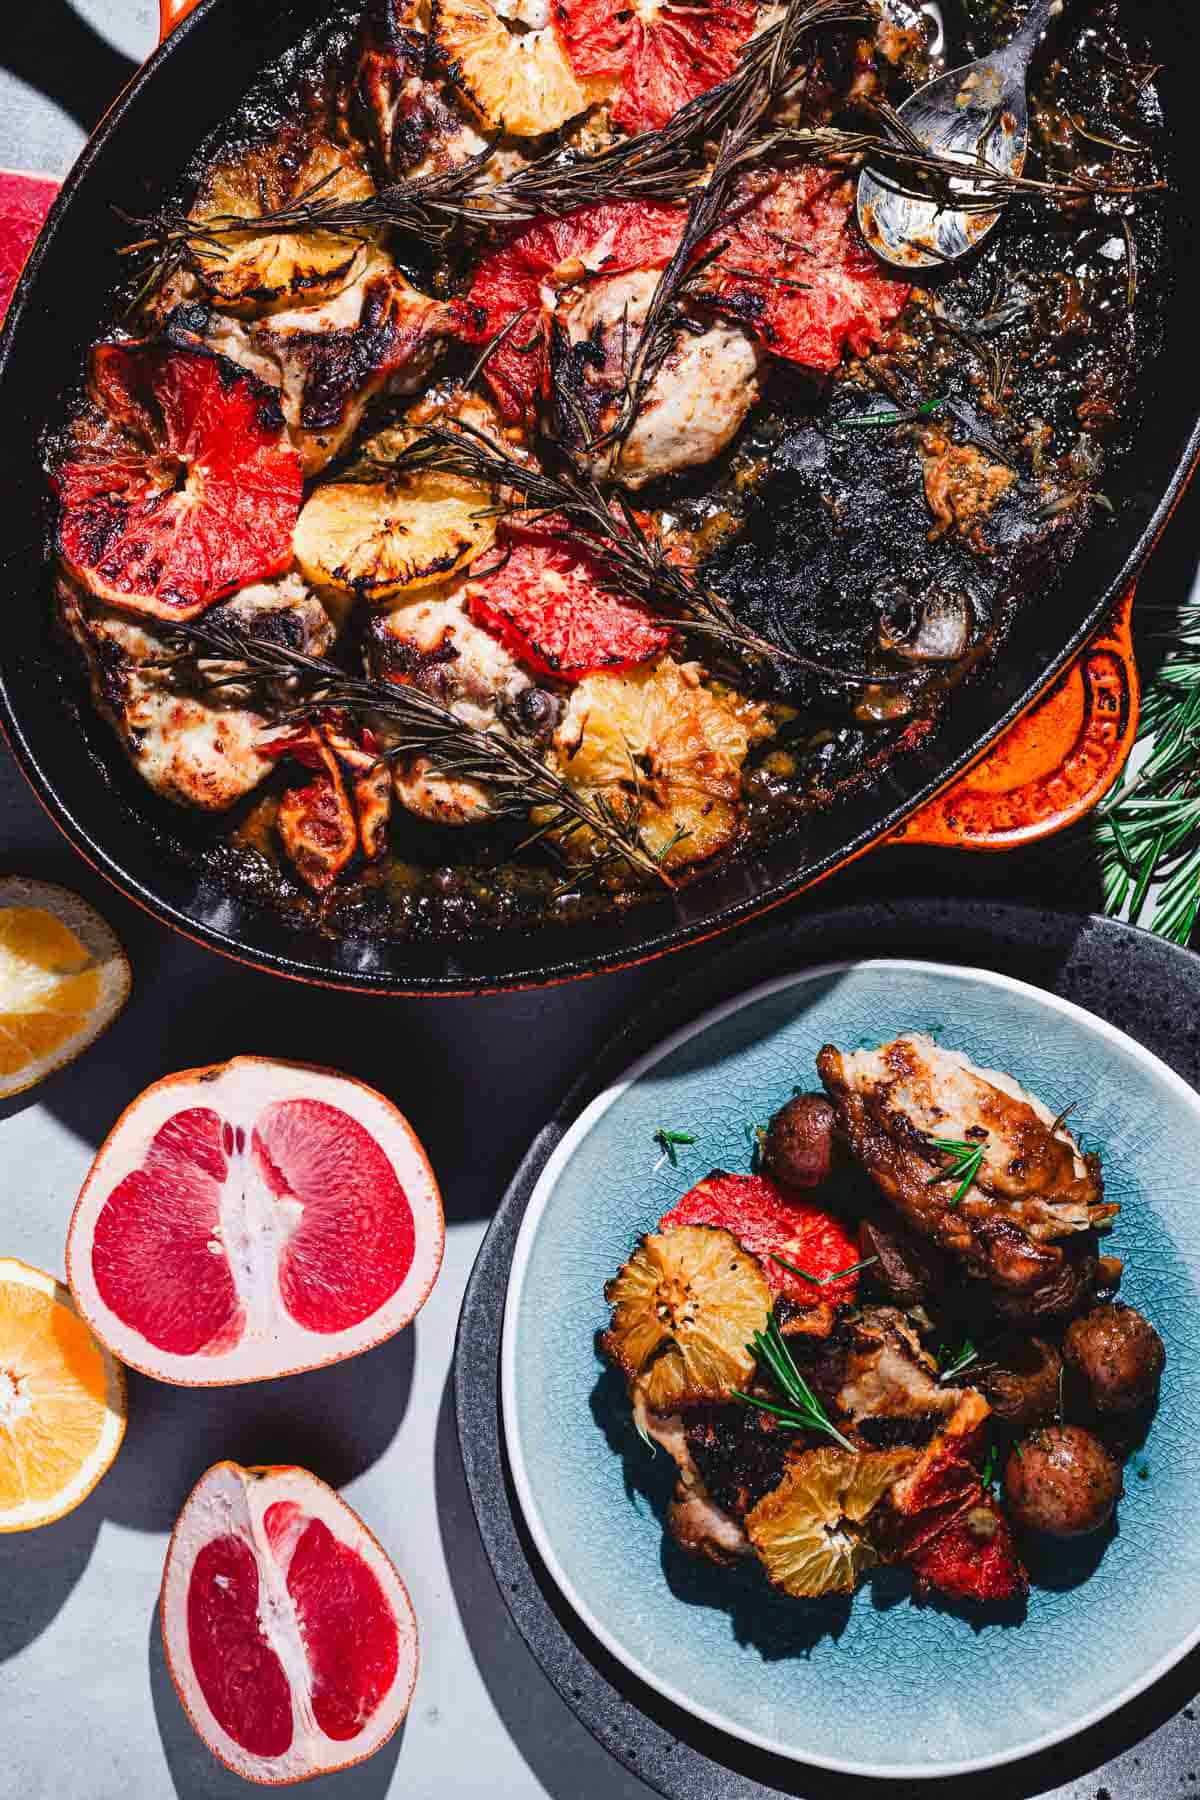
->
xmin=453 ymin=901 xmax=1200 ymax=1799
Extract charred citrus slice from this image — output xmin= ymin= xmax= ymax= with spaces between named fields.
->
xmin=162 ymin=1461 xmax=418 ymax=1783
xmin=294 ymin=471 xmax=495 ymax=602
xmin=601 ymin=1224 xmax=770 ymax=1410
xmin=555 ymin=0 xmax=757 ymax=133
xmin=464 ymin=200 xmax=685 ymax=421
xmin=907 ymin=1497 xmax=1027 ymax=1604
xmin=0 ymin=877 xmax=130 ymax=1098
xmin=267 ymin=728 xmax=361 ymax=892
xmin=746 ymin=1447 xmax=915 ymax=1598
xmin=66 ymin=1056 xmax=444 ymax=1386
xmin=433 ymin=0 xmax=599 ymax=137
xmin=702 ymin=168 xmax=910 ymax=370
xmin=661 ymin=1174 xmax=863 ymax=1313
xmin=466 ymin=522 xmax=671 ymax=678
xmin=54 ymin=341 xmax=303 ymax=622
xmin=0 ymin=1258 xmax=126 ymax=1532
xmin=188 ymin=129 xmax=376 ymax=315
xmin=548 ymin=657 xmax=770 ymax=873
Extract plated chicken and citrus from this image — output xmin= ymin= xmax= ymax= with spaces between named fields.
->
xmin=601 ymin=1032 xmax=1164 ymax=1606
xmin=39 ymin=0 xmax=1165 ymax=943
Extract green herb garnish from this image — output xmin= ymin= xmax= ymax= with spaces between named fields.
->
xmin=732 ymin=1315 xmax=855 ymax=1451
xmin=770 ymin=1252 xmax=879 ymax=1288
xmin=938 ymin=1338 xmax=979 ymax=1383
xmin=652 ymin=1127 xmax=697 ymax=1169
xmin=925 ymin=1135 xmax=987 ymax=1208
xmin=981 ymin=1443 xmax=998 ymax=1491
xmin=744 ymin=1122 xmax=767 ymax=1172
xmin=836 ymin=394 xmax=948 ymax=430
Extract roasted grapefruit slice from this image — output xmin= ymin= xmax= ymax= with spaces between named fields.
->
xmin=0 ymin=877 xmax=130 ymax=1099
xmin=701 ymin=168 xmax=910 ymax=371
xmin=0 ymin=1258 xmax=126 ymax=1532
xmin=555 ymin=0 xmax=757 ymax=133
xmin=54 ymin=341 xmax=303 ymax=623
xmin=661 ymin=1172 xmax=864 ymax=1322
xmin=162 ymin=1461 xmax=417 ymax=1784
xmin=466 ymin=522 xmax=671 ymax=678
xmin=66 ymin=1057 xmax=444 ymax=1386
xmin=463 ymin=200 xmax=685 ymax=421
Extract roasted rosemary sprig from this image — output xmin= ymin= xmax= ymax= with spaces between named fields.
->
xmin=159 ymin=618 xmax=671 ymax=884
xmin=733 ymin=1314 xmax=855 ymax=1450
xmin=380 ymin=419 xmax=895 ymax=688
xmin=770 ymin=1251 xmax=879 ymax=1286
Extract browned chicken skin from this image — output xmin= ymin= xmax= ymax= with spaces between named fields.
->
xmin=817 ymin=1034 xmax=1116 ymax=1297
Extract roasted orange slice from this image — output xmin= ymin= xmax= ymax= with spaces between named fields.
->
xmin=433 ymin=0 xmax=601 ymax=136
xmin=0 ymin=878 xmax=130 ymax=1098
xmin=602 ymin=1224 xmax=771 ymax=1411
xmin=548 ymin=657 xmax=770 ymax=874
xmin=746 ymin=1447 xmax=915 ymax=1598
xmin=188 ymin=129 xmax=376 ymax=315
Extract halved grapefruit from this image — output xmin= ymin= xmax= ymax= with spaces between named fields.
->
xmin=162 ymin=1461 xmax=417 ymax=1785
xmin=66 ymin=1057 xmax=444 ymax=1386
xmin=466 ymin=522 xmax=671 ymax=678
xmin=0 ymin=168 xmax=59 ymax=324
xmin=554 ymin=0 xmax=757 ymax=134
xmin=53 ymin=340 xmax=303 ymax=623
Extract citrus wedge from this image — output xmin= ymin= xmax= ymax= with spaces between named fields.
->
xmin=0 ymin=878 xmax=130 ymax=1099
xmin=0 ymin=1257 xmax=126 ymax=1531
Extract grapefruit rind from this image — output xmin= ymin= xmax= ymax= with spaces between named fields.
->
xmin=65 ymin=1056 xmax=445 ymax=1387
xmin=0 ymin=1256 xmax=127 ymax=1533
xmin=0 ymin=877 xmax=131 ymax=1099
xmin=161 ymin=1460 xmax=418 ymax=1786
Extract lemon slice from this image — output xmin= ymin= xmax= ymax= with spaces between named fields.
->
xmin=0 ymin=1258 xmax=126 ymax=1531
xmin=0 ymin=878 xmax=131 ymax=1098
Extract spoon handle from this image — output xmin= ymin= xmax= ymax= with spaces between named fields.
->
xmin=1007 ymin=0 xmax=1061 ymax=62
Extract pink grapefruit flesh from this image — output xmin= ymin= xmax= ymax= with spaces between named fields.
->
xmin=66 ymin=1057 xmax=443 ymax=1385
xmin=163 ymin=1462 xmax=417 ymax=1785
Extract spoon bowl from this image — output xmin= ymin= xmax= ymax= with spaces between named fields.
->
xmin=857 ymin=0 xmax=1060 ymax=270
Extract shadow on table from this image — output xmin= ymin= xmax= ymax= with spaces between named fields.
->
xmin=148 ymin=1610 xmax=405 ymax=1800
xmin=433 ymin=1376 xmax=657 ymax=1800
xmin=0 ymin=1498 xmax=102 ymax=1662
xmin=3 ymin=0 xmax=138 ymax=134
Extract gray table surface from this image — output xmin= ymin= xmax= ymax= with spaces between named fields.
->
xmin=4 ymin=9 xmax=1200 ymax=1797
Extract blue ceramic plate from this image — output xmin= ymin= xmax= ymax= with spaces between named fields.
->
xmin=500 ymin=960 xmax=1200 ymax=1781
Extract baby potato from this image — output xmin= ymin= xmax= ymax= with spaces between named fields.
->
xmin=763 ymin=1094 xmax=836 ymax=1190
xmin=1004 ymin=1424 xmax=1122 ymax=1538
xmin=1064 ymin=1303 xmax=1165 ymax=1415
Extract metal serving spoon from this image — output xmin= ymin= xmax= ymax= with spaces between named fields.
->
xmin=857 ymin=0 xmax=1061 ymax=271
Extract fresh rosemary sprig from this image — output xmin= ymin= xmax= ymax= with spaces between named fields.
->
xmin=652 ymin=1127 xmax=696 ymax=1169
xmin=925 ymin=1135 xmax=987 ymax=1208
xmin=382 ymin=420 xmax=898 ymax=688
xmin=157 ymin=618 xmax=671 ymax=885
xmin=733 ymin=1314 xmax=855 ymax=1450
xmin=835 ymin=394 xmax=948 ymax=430
xmin=1079 ymin=602 xmax=1200 ymax=945
xmin=770 ymin=1251 xmax=879 ymax=1287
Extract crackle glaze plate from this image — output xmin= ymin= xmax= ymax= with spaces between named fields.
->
xmin=500 ymin=959 xmax=1200 ymax=1781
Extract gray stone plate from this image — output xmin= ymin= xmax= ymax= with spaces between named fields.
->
xmin=454 ymin=901 xmax=1200 ymax=1800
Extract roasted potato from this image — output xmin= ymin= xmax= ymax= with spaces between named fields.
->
xmin=763 ymin=1093 xmax=836 ymax=1190
xmin=1064 ymin=1303 xmax=1165 ymax=1415
xmin=1004 ymin=1424 xmax=1122 ymax=1538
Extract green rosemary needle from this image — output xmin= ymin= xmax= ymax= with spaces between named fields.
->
xmin=770 ymin=1251 xmax=879 ymax=1287
xmin=652 ymin=1128 xmax=697 ymax=1169
xmin=925 ymin=1135 xmax=987 ymax=1208
xmin=733 ymin=1314 xmax=855 ymax=1450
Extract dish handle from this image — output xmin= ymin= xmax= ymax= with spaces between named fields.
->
xmin=890 ymin=586 xmax=1138 ymax=850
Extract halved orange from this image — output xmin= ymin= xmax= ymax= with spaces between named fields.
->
xmin=0 ymin=1257 xmax=126 ymax=1531
xmin=0 ymin=878 xmax=131 ymax=1099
